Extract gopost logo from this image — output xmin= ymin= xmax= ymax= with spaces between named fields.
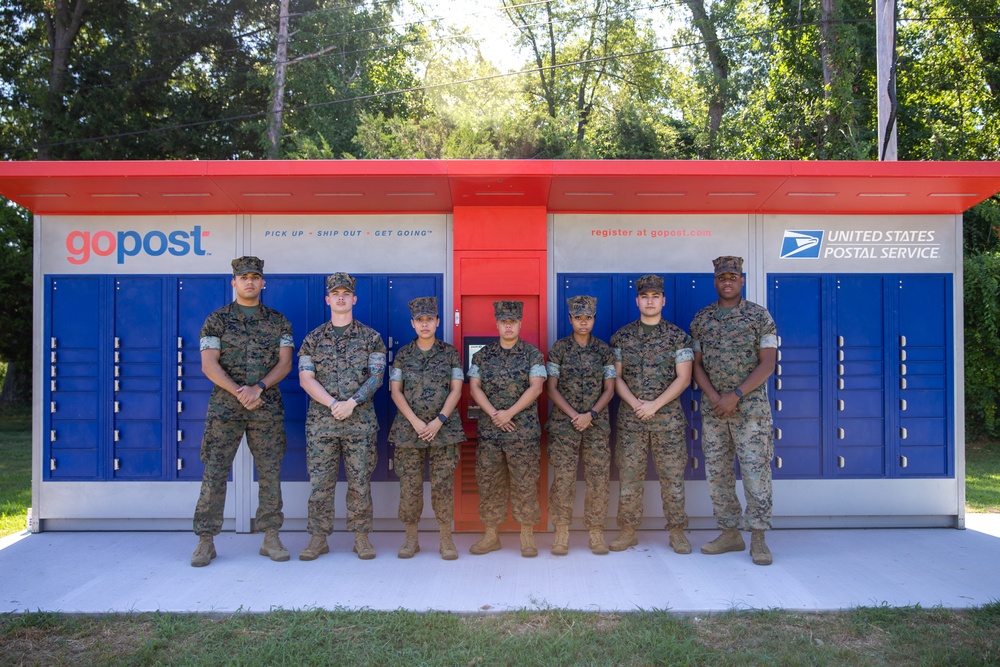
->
xmin=65 ymin=225 xmax=210 ymax=265
xmin=779 ymin=230 xmax=824 ymax=259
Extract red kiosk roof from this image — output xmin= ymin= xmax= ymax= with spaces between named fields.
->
xmin=2 ymin=159 xmax=999 ymax=216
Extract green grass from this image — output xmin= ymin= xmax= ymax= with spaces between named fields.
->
xmin=0 ymin=410 xmax=30 ymax=537
xmin=966 ymin=441 xmax=1000 ymax=512
xmin=1 ymin=604 xmax=999 ymax=666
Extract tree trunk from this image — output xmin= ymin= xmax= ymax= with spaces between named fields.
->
xmin=1 ymin=360 xmax=31 ymax=406
xmin=685 ymin=0 xmax=729 ymax=158
xmin=39 ymin=0 xmax=88 ymax=160
xmin=266 ymin=0 xmax=291 ymax=159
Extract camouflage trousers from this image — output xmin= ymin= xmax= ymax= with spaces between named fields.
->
xmin=615 ymin=429 xmax=688 ymax=530
xmin=547 ymin=427 xmax=610 ymax=529
xmin=306 ymin=432 xmax=378 ymax=535
xmin=476 ymin=438 xmax=541 ymax=526
xmin=395 ymin=444 xmax=459 ymax=525
xmin=193 ymin=417 xmax=286 ymax=536
xmin=702 ymin=412 xmax=774 ymax=531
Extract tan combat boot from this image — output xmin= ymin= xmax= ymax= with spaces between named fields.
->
xmin=551 ymin=524 xmax=570 ymax=556
xmin=298 ymin=534 xmax=329 ymax=561
xmin=190 ymin=535 xmax=216 ymax=567
xmin=259 ymin=528 xmax=290 ymax=562
xmin=398 ymin=524 xmax=420 ymax=559
xmin=354 ymin=532 xmax=376 ymax=560
xmin=700 ymin=529 xmax=746 ymax=555
xmin=669 ymin=527 xmax=692 ymax=555
xmin=520 ymin=524 xmax=538 ymax=558
xmin=589 ymin=527 xmax=609 ymax=555
xmin=609 ymin=526 xmax=638 ymax=551
xmin=750 ymin=530 xmax=773 ymax=566
xmin=470 ymin=525 xmax=501 ymax=555
xmin=438 ymin=524 xmax=458 ymax=561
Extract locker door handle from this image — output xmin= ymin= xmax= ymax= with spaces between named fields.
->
xmin=50 ymin=351 xmax=57 ymax=363
xmin=114 ymin=337 xmax=120 ymax=349
xmin=838 ymin=335 xmax=844 ymax=347
xmin=50 ymin=401 xmax=56 ymax=413
xmin=114 ymin=430 xmax=120 ymax=442
xmin=777 ymin=335 xmax=781 ymax=347
xmin=177 ymin=380 xmax=183 ymax=392
xmin=900 ymin=399 xmax=907 ymax=411
xmin=114 ymin=458 xmax=120 ymax=471
xmin=178 ymin=366 xmax=184 ymax=377
xmin=177 ymin=430 xmax=184 ymax=442
xmin=837 ymin=456 xmax=845 ymax=468
xmin=775 ymin=400 xmax=782 ymax=411
xmin=51 ymin=380 xmax=57 ymax=392
xmin=900 ymin=350 xmax=907 ymax=361
xmin=900 ymin=378 xmax=907 ymax=390
xmin=114 ymin=366 xmax=120 ymax=377
xmin=50 ymin=430 xmax=56 ymax=442
xmin=838 ymin=350 xmax=844 ymax=362
xmin=838 ymin=378 xmax=844 ymax=390
xmin=775 ymin=379 xmax=782 ymax=390
xmin=900 ymin=455 xmax=908 ymax=468
xmin=114 ymin=380 xmax=120 ymax=392
xmin=775 ymin=428 xmax=782 ymax=440
xmin=177 ymin=401 xmax=183 ymax=413
xmin=388 ymin=351 xmax=393 ymax=363
xmin=838 ymin=364 xmax=845 ymax=376
xmin=177 ymin=351 xmax=183 ymax=363
xmin=177 ymin=458 xmax=184 ymax=471
xmin=838 ymin=399 xmax=844 ymax=411
xmin=114 ymin=401 xmax=120 ymax=413
xmin=775 ymin=456 xmax=783 ymax=469
xmin=900 ymin=335 xmax=907 ymax=347
xmin=691 ymin=429 xmax=699 ymax=440
xmin=900 ymin=427 xmax=907 ymax=439
xmin=690 ymin=457 xmax=699 ymax=469
xmin=900 ymin=364 xmax=907 ymax=376
xmin=51 ymin=336 xmax=57 ymax=349
xmin=50 ymin=458 xmax=57 ymax=471
xmin=776 ymin=365 xmax=782 ymax=376
xmin=776 ymin=350 xmax=781 ymax=361
xmin=114 ymin=351 xmax=120 ymax=363
xmin=388 ymin=336 xmax=394 ymax=347
xmin=691 ymin=400 xmax=698 ymax=411
xmin=51 ymin=365 xmax=57 ymax=378
xmin=838 ymin=428 xmax=845 ymax=439
xmin=177 ymin=337 xmax=183 ymax=349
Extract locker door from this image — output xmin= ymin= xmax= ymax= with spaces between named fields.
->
xmin=47 ymin=276 xmax=104 ymax=480
xmin=260 ymin=274 xmax=316 ymax=482
xmin=385 ymin=274 xmax=444 ymax=476
xmin=112 ymin=276 xmax=167 ymax=478
xmin=768 ymin=275 xmax=824 ymax=478
xmin=832 ymin=276 xmax=885 ymax=477
xmin=895 ymin=275 xmax=953 ymax=477
xmin=175 ymin=276 xmax=231 ymax=480
xmin=679 ymin=273 xmax=725 ymax=480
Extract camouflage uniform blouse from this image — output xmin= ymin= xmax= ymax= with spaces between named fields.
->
xmin=298 ymin=319 xmax=387 ymax=435
xmin=468 ymin=340 xmax=547 ymax=442
xmin=610 ymin=320 xmax=694 ymax=433
xmin=200 ymin=302 xmax=294 ymax=421
xmin=388 ymin=339 xmax=466 ymax=448
xmin=689 ymin=298 xmax=778 ymax=419
xmin=545 ymin=335 xmax=616 ymax=435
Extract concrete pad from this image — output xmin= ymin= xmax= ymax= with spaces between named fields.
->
xmin=2 ymin=520 xmax=999 ymax=614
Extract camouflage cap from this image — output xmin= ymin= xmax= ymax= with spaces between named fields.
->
xmin=408 ymin=296 xmax=438 ymax=318
xmin=635 ymin=274 xmax=664 ymax=294
xmin=326 ymin=272 xmax=356 ymax=293
xmin=493 ymin=300 xmax=524 ymax=320
xmin=567 ymin=295 xmax=597 ymax=317
xmin=232 ymin=256 xmax=264 ymax=277
xmin=713 ymin=256 xmax=744 ymax=276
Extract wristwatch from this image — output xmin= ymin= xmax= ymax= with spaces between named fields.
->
xmin=589 ymin=409 xmax=598 ymax=419
xmin=733 ymin=388 xmax=743 ymax=398
xmin=257 ymin=381 xmax=267 ymax=391
xmin=437 ymin=413 xmax=448 ymax=423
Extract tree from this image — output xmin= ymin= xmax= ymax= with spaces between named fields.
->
xmin=0 ymin=203 xmax=32 ymax=405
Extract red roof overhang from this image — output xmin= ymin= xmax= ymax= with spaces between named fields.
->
xmin=2 ymin=159 xmax=999 ymax=216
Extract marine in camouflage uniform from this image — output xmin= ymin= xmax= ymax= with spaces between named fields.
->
xmin=297 ymin=272 xmax=387 ymax=561
xmin=690 ymin=256 xmax=777 ymax=566
xmin=609 ymin=274 xmax=694 ymax=554
xmin=545 ymin=295 xmax=617 ymax=555
xmin=389 ymin=296 xmax=466 ymax=560
xmin=468 ymin=300 xmax=547 ymax=557
xmin=191 ymin=256 xmax=295 ymax=567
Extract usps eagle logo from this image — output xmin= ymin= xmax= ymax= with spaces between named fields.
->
xmin=779 ymin=230 xmax=824 ymax=259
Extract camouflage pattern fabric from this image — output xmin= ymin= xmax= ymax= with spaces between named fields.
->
xmin=468 ymin=340 xmax=546 ymax=525
xmin=200 ymin=302 xmax=293 ymax=421
xmin=610 ymin=320 xmax=694 ymax=433
xmin=194 ymin=418 xmax=287 ymax=535
xmin=690 ymin=298 xmax=778 ymax=531
xmin=468 ymin=340 xmax=546 ymax=442
xmin=305 ymin=431 xmax=378 ymax=535
xmin=395 ymin=444 xmax=460 ymax=524
xmin=299 ymin=319 xmax=386 ymax=535
xmin=610 ymin=319 xmax=693 ymax=530
xmin=298 ymin=319 xmax=387 ymax=435
xmin=475 ymin=439 xmax=541 ymax=525
xmin=545 ymin=334 xmax=616 ymax=528
xmin=388 ymin=339 xmax=466 ymax=448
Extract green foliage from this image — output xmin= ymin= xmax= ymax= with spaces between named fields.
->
xmin=964 ymin=253 xmax=1000 ymax=439
xmin=0 ymin=203 xmax=31 ymax=370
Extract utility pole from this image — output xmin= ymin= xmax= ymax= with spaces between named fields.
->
xmin=876 ymin=0 xmax=897 ymax=160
